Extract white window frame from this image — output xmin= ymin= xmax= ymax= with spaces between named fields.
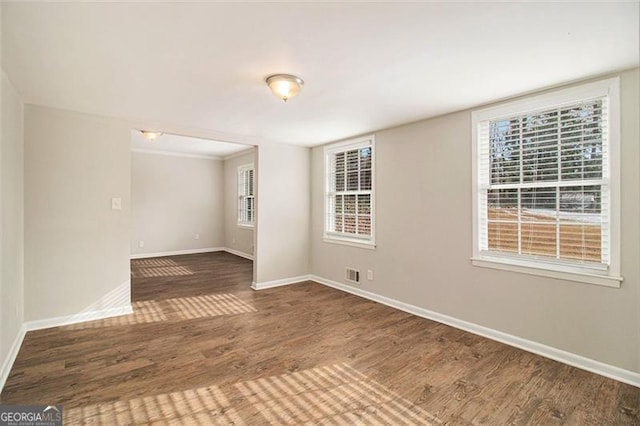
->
xmin=471 ymin=78 xmax=622 ymax=288
xmin=323 ymin=135 xmax=376 ymax=249
xmin=237 ymin=163 xmax=255 ymax=228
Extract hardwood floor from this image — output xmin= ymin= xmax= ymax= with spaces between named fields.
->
xmin=1 ymin=252 xmax=639 ymax=425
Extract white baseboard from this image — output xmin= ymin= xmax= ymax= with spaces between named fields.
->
xmin=309 ymin=274 xmax=640 ymax=388
xmin=252 ymin=275 xmax=311 ymax=290
xmin=6 ymin=270 xmax=636 ymax=393
xmin=0 ymin=325 xmax=27 ymax=393
xmin=0 ymin=304 xmax=133 ymax=393
xmin=130 ymin=247 xmax=253 ymax=260
xmin=223 ymin=247 xmax=254 ymax=261
xmin=130 ymin=247 xmax=224 ymax=259
xmin=23 ymin=305 xmax=133 ymax=332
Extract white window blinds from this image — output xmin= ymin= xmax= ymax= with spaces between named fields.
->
xmin=477 ymin=97 xmax=610 ymax=267
xmin=325 ymin=137 xmax=375 ymax=245
xmin=238 ymin=164 xmax=254 ymax=227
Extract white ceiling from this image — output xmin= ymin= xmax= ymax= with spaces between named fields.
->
xmin=2 ymin=2 xmax=638 ymax=147
xmin=131 ymin=131 xmax=251 ymax=158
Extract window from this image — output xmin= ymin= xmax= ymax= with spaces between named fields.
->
xmin=472 ymin=78 xmax=621 ymax=287
xmin=238 ymin=164 xmax=254 ymax=227
xmin=324 ymin=136 xmax=375 ymax=248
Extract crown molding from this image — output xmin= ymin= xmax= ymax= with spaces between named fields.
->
xmin=222 ymin=147 xmax=255 ymax=161
xmin=130 ymin=148 xmax=223 ymax=161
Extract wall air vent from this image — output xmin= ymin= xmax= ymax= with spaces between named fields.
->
xmin=345 ymin=268 xmax=360 ymax=284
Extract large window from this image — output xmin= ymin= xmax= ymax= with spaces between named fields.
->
xmin=238 ymin=163 xmax=254 ymax=227
xmin=324 ymin=136 xmax=375 ymax=248
xmin=472 ymin=78 xmax=621 ymax=287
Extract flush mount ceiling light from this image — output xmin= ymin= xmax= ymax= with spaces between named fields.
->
xmin=265 ymin=74 xmax=304 ymax=102
xmin=140 ymin=130 xmax=163 ymax=141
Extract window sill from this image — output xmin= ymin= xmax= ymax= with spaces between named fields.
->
xmin=237 ymin=224 xmax=254 ymax=230
xmin=323 ymin=237 xmax=376 ymax=250
xmin=470 ymin=257 xmax=622 ymax=288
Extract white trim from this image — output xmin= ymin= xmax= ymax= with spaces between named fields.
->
xmin=238 ymin=163 xmax=254 ymax=171
xmin=222 ymin=147 xmax=254 ymax=161
xmin=322 ymin=237 xmax=376 ymax=250
xmin=131 ymin=148 xmax=222 ymax=161
xmin=237 ymin=162 xmax=255 ymax=227
xmin=130 ymin=247 xmax=224 ymax=259
xmin=323 ymin=135 xmax=376 ymax=247
xmin=471 ymin=77 xmax=621 ymax=287
xmin=473 ymin=78 xmax=620 ymax=122
xmin=1 ymin=304 xmax=133 ymax=392
xmin=224 ymin=247 xmax=254 ymax=261
xmin=324 ymin=134 xmax=375 ymax=152
xmin=0 ymin=325 xmax=27 ymax=393
xmin=607 ymin=77 xmax=622 ymax=286
xmin=471 ymin=257 xmax=622 ymax=288
xmin=251 ymin=275 xmax=311 ymax=290
xmin=309 ymin=274 xmax=640 ymax=388
xmin=23 ymin=279 xmax=133 ymax=331
xmin=130 ymin=247 xmax=254 ymax=261
xmin=23 ymin=306 xmax=133 ymax=332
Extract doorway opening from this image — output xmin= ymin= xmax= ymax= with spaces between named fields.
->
xmin=129 ymin=130 xmax=256 ymax=307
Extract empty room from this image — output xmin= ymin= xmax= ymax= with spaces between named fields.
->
xmin=1 ymin=2 xmax=639 ymax=425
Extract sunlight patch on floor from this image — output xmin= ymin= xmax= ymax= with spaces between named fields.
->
xmin=131 ymin=258 xmax=195 ymax=278
xmin=64 ymin=364 xmax=439 ymax=424
xmin=132 ymin=265 xmax=194 ymax=278
xmin=236 ymin=363 xmax=441 ymax=425
xmin=132 ymin=258 xmax=179 ymax=268
xmin=168 ymin=293 xmax=257 ymax=320
xmin=65 ymin=294 xmax=257 ymax=329
xmin=65 ymin=301 xmax=168 ymax=330
xmin=65 ymin=385 xmax=244 ymax=425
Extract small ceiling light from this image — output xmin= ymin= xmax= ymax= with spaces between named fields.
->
xmin=265 ymin=74 xmax=304 ymax=102
xmin=140 ymin=130 xmax=163 ymax=141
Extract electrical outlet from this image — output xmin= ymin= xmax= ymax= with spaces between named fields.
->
xmin=195 ymin=233 xmax=200 ymax=240
xmin=232 ymin=237 xmax=236 ymax=244
xmin=367 ymin=270 xmax=374 ymax=280
xmin=139 ymin=240 xmax=145 ymax=248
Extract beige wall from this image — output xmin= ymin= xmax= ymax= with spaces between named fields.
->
xmin=255 ymin=143 xmax=310 ymax=284
xmin=24 ymin=105 xmax=131 ymax=321
xmin=1 ymin=71 xmax=24 ymax=374
xmin=223 ymin=149 xmax=255 ymax=257
xmin=131 ymin=151 xmax=224 ymax=255
xmin=5 ymin=64 xmax=637 ymax=383
xmin=310 ymin=68 xmax=640 ymax=372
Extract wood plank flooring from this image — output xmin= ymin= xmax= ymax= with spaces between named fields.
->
xmin=1 ymin=252 xmax=639 ymax=425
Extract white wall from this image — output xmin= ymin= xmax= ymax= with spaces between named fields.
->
xmin=254 ymin=143 xmax=310 ymax=284
xmin=1 ymin=71 xmax=24 ymax=381
xmin=24 ymin=105 xmax=131 ymax=321
xmin=131 ymin=151 xmax=224 ymax=256
xmin=223 ymin=149 xmax=255 ymax=258
xmin=311 ymin=68 xmax=640 ymax=373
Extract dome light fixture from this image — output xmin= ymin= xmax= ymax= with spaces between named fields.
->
xmin=265 ymin=74 xmax=304 ymax=102
xmin=140 ymin=130 xmax=163 ymax=141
